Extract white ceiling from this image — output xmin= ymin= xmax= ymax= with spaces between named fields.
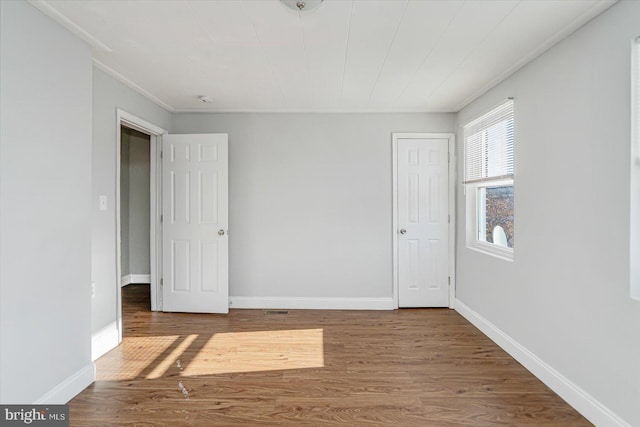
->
xmin=32 ymin=0 xmax=616 ymax=113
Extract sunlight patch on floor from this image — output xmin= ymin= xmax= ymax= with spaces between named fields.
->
xmin=182 ymin=328 xmax=325 ymax=376
xmin=96 ymin=335 xmax=181 ymax=381
xmin=95 ymin=329 xmax=325 ymax=381
xmin=146 ymin=334 xmax=198 ymax=379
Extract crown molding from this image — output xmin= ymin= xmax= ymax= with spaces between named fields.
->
xmin=171 ymin=108 xmax=453 ymax=114
xmin=93 ymin=60 xmax=175 ymax=112
xmin=453 ymin=0 xmax=618 ymax=112
xmin=26 ymin=0 xmax=112 ymax=52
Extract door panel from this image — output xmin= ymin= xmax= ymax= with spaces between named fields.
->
xmin=171 ymin=239 xmax=190 ymax=292
xmin=162 ymin=134 xmax=228 ymax=313
xmin=398 ymin=138 xmax=449 ymax=307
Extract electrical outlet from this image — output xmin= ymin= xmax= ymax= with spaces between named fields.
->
xmin=99 ymin=195 xmax=108 ymax=211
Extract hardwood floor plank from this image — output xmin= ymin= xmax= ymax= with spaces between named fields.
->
xmin=69 ymin=285 xmax=591 ymax=426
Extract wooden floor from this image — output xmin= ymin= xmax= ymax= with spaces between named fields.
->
xmin=70 ymin=285 xmax=590 ymax=426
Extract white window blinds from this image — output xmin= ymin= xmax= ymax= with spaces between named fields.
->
xmin=463 ymin=99 xmax=514 ymax=184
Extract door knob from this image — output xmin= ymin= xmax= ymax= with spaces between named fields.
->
xmin=400 ymin=229 xmax=407 ymax=234
xmin=218 ymin=229 xmax=225 ymax=236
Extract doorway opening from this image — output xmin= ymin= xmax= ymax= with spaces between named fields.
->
xmin=115 ymin=109 xmax=166 ymax=344
xmin=120 ymin=126 xmax=151 ymax=309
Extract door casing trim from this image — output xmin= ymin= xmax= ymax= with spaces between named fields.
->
xmin=115 ymin=109 xmax=166 ymax=344
xmin=391 ymin=133 xmax=456 ymax=309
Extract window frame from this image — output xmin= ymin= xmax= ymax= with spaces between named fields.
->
xmin=465 ymin=178 xmax=514 ymax=261
xmin=463 ymin=100 xmax=515 ymax=261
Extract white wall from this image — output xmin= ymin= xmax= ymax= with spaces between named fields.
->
xmin=126 ymin=129 xmax=151 ymax=276
xmin=172 ymin=113 xmax=455 ymax=305
xmin=0 ymin=1 xmax=94 ymax=403
xmin=92 ymin=68 xmax=171 ymax=335
xmin=120 ymin=129 xmax=131 ymax=277
xmin=119 ymin=127 xmax=151 ymax=280
xmin=455 ymin=1 xmax=640 ymax=425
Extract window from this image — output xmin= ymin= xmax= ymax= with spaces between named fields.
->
xmin=464 ymin=99 xmax=514 ymax=260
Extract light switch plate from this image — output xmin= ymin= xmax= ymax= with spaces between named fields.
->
xmin=99 ymin=195 xmax=108 ymax=211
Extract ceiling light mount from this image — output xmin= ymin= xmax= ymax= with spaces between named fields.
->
xmin=281 ymin=0 xmax=323 ymax=12
xmin=198 ymin=96 xmax=213 ymax=104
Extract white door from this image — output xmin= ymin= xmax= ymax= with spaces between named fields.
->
xmin=397 ymin=137 xmax=449 ymax=307
xmin=162 ymin=134 xmax=229 ymax=313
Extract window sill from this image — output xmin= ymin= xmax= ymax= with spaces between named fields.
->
xmin=467 ymin=242 xmax=514 ymax=262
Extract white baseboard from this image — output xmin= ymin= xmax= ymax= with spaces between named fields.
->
xmin=229 ymin=296 xmax=394 ymax=310
xmin=91 ymin=322 xmax=119 ymax=361
xmin=35 ymin=363 xmax=95 ymax=404
xmin=454 ymin=299 xmax=631 ymax=427
xmin=121 ymin=273 xmax=150 ymax=287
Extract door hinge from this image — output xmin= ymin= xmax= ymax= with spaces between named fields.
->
xmin=448 ymin=152 xmax=450 ymax=163
xmin=160 ymin=214 xmax=163 ymax=223
xmin=160 ymin=151 xmax=163 ymax=159
xmin=160 ymin=278 xmax=163 ymax=287
xmin=448 ymin=276 xmax=451 ymax=286
xmin=448 ymin=214 xmax=450 ymax=224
